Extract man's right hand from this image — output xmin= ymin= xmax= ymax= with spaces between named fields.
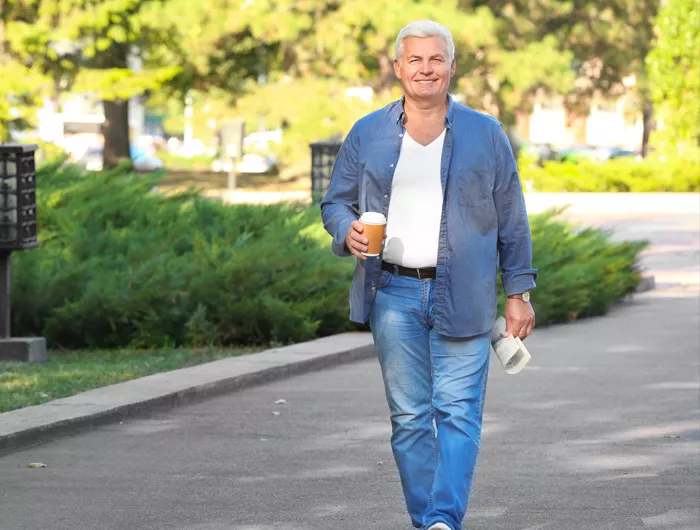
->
xmin=345 ymin=221 xmax=368 ymax=260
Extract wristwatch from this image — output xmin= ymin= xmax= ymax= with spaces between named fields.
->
xmin=510 ymin=291 xmax=531 ymax=303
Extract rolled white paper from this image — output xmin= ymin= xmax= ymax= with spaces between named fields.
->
xmin=490 ymin=316 xmax=532 ymax=375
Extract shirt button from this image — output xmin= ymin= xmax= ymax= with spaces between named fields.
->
xmin=384 ymin=194 xmax=388 ymax=198
xmin=371 ymin=286 xmax=376 ymax=291
xmin=390 ymin=164 xmax=394 ymax=168
xmin=399 ymin=134 xmax=403 ymax=137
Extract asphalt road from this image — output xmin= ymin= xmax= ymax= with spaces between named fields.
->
xmin=1 ymin=212 xmax=698 ymax=530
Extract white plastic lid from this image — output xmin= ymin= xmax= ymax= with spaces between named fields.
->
xmin=360 ymin=212 xmax=387 ymax=225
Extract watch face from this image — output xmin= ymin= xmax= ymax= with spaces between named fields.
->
xmin=522 ymin=291 xmax=531 ymax=303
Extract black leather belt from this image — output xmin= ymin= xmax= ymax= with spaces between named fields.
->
xmin=381 ymin=261 xmax=437 ymax=280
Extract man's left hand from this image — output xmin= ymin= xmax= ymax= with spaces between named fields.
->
xmin=504 ymin=297 xmax=535 ymax=340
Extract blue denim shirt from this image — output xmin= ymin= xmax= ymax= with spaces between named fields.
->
xmin=320 ymin=95 xmax=537 ymax=338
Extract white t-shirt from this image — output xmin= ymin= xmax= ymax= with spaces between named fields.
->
xmin=382 ymin=129 xmax=445 ymax=268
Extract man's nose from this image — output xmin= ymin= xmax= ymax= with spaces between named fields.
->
xmin=419 ymin=60 xmax=434 ymax=74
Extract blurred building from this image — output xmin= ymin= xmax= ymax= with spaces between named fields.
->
xmin=515 ymin=75 xmax=644 ymax=152
xmin=515 ymin=100 xmax=643 ymax=152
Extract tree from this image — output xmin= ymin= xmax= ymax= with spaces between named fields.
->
xmin=230 ymin=0 xmax=576 ymax=131
xmin=2 ymin=0 xmax=669 ymax=163
xmin=646 ymin=0 xmax=700 ymax=158
xmin=559 ymin=0 xmax=658 ymax=157
xmin=5 ymin=0 xmax=184 ymax=166
xmin=461 ymin=1 xmax=660 ymax=153
xmin=0 ymin=1 xmax=48 ymax=141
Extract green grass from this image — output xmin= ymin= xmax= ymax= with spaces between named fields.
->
xmin=158 ymin=152 xmax=215 ymax=172
xmin=0 ymin=346 xmax=261 ymax=413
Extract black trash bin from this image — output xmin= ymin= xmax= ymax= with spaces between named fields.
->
xmin=310 ymin=140 xmax=341 ymax=204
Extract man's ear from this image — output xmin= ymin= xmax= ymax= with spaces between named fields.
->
xmin=450 ymin=59 xmax=456 ymax=76
xmin=394 ymin=59 xmax=402 ymax=79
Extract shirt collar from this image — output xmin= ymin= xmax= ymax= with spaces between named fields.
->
xmin=394 ymin=93 xmax=455 ymax=129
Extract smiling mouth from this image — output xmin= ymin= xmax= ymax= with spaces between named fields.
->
xmin=416 ymin=80 xmax=437 ymax=84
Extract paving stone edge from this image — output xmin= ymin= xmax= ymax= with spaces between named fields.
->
xmin=0 ymin=335 xmax=376 ymax=455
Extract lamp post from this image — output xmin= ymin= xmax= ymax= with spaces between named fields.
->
xmin=0 ymin=143 xmax=47 ymax=362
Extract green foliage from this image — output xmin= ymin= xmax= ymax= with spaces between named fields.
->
xmin=490 ymin=35 xmax=575 ymax=113
xmin=11 ymin=165 xmax=646 ymax=350
xmin=507 ymin=209 xmax=647 ymax=324
xmin=1 ymin=0 xmax=670 ymax=162
xmin=157 ymin=152 xmax=215 ymax=172
xmin=72 ymin=66 xmax=182 ymax=101
xmin=232 ymin=78 xmax=392 ymax=172
xmin=184 ymin=304 xmax=221 ymax=347
xmin=646 ymin=0 xmax=700 ymax=158
xmin=1 ymin=0 xmax=209 ymax=159
xmin=0 ymin=61 xmax=47 ymax=141
xmin=4 ymin=0 xmax=184 ymax=100
xmin=521 ymin=158 xmax=700 ymax=192
xmin=12 ymin=164 xmax=355 ymax=349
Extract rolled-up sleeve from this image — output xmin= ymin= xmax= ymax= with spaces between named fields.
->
xmin=320 ymin=126 xmax=361 ymax=257
xmin=492 ymin=123 xmax=538 ymax=295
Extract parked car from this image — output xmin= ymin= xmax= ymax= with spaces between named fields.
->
xmin=557 ymin=145 xmax=599 ymax=163
xmin=520 ymin=141 xmax=559 ymax=165
xmin=606 ymin=147 xmax=637 ymax=160
xmin=557 ymin=145 xmax=638 ymax=163
xmin=130 ymin=145 xmax=164 ymax=171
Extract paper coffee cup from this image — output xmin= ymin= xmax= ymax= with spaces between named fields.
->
xmin=359 ymin=212 xmax=387 ymax=257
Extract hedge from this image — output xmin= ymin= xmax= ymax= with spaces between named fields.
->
xmin=520 ymin=158 xmax=700 ymax=192
xmin=10 ymin=163 xmax=647 ymax=349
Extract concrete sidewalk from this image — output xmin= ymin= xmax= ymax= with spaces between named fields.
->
xmin=0 ymin=333 xmax=375 ymax=454
xmin=524 ymin=192 xmax=700 ymax=215
xmin=2 ymin=201 xmax=697 ymax=455
xmin=0 ymin=206 xmax=698 ymax=529
xmin=0 ymin=286 xmax=698 ymax=530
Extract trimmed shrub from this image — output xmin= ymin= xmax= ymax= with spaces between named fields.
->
xmin=504 ymin=209 xmax=647 ymax=324
xmin=11 ymin=165 xmax=646 ymax=349
xmin=520 ymin=158 xmax=700 ymax=192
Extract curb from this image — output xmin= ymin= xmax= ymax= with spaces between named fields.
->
xmin=0 ymin=332 xmax=375 ymax=456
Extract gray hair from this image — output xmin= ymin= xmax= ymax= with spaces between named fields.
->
xmin=394 ymin=20 xmax=455 ymax=64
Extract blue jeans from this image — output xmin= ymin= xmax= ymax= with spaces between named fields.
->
xmin=370 ymin=270 xmax=491 ymax=530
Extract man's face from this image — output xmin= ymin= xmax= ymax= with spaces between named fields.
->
xmin=394 ymin=36 xmax=456 ymax=102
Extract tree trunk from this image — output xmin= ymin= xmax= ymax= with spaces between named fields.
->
xmin=96 ymin=39 xmax=131 ymax=169
xmin=641 ymin=97 xmax=653 ymax=158
xmin=102 ymin=99 xmax=131 ymax=168
xmin=376 ymin=51 xmax=396 ymax=95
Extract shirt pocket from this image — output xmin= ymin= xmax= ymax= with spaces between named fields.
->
xmin=457 ymin=168 xmax=493 ymax=207
xmin=457 ymin=168 xmax=497 ymax=233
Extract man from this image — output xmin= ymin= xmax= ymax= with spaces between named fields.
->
xmin=320 ymin=20 xmax=537 ymax=530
